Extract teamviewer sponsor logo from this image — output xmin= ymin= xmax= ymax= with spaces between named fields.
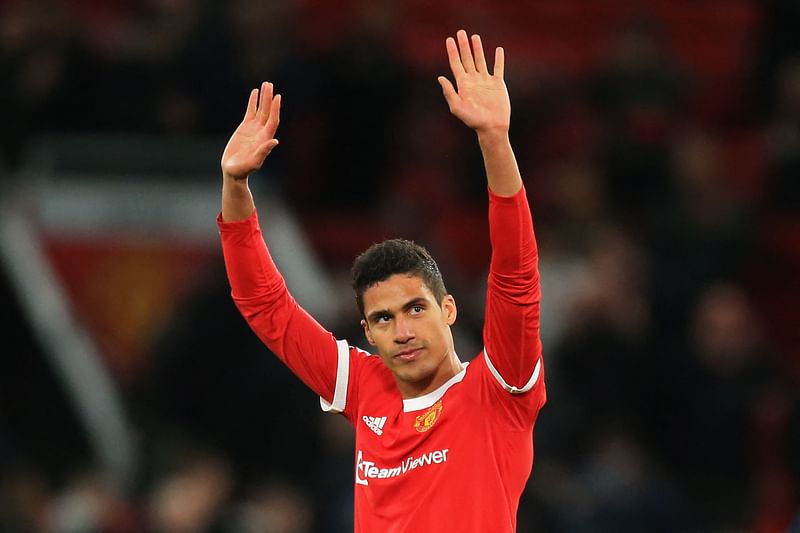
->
xmin=355 ymin=448 xmax=450 ymax=486
xmin=362 ymin=415 xmax=387 ymax=436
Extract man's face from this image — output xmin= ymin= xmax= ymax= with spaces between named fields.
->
xmin=361 ymin=274 xmax=458 ymax=398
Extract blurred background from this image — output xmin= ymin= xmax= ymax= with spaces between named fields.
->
xmin=1 ymin=0 xmax=799 ymax=531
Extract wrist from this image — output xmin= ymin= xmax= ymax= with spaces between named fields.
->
xmin=476 ymin=128 xmax=510 ymax=147
xmin=223 ymin=171 xmax=250 ymax=185
xmin=221 ymin=176 xmax=255 ymax=222
xmin=222 ymin=174 xmax=253 ymax=201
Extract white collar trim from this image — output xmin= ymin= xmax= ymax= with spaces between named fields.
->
xmin=402 ymin=361 xmax=469 ymax=412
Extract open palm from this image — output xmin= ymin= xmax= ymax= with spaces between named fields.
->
xmin=438 ymin=30 xmax=510 ymax=134
xmin=221 ymin=82 xmax=282 ymax=180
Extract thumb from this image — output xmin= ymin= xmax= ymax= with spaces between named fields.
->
xmin=256 ymin=139 xmax=279 ymax=160
xmin=438 ymin=76 xmax=459 ymax=111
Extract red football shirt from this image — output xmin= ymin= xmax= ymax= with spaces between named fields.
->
xmin=219 ymin=186 xmax=545 ymax=532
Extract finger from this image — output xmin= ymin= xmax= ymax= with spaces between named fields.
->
xmin=244 ymin=88 xmax=258 ymax=120
xmin=437 ymin=76 xmax=459 ymax=112
xmin=254 ymin=139 xmax=280 ymax=166
xmin=258 ymin=82 xmax=273 ymax=123
xmin=261 ymin=139 xmax=280 ymax=155
xmin=493 ymin=46 xmax=505 ymax=79
xmin=445 ymin=36 xmax=464 ymax=80
xmin=471 ymin=34 xmax=488 ymax=73
xmin=457 ymin=29 xmax=475 ymax=72
xmin=265 ymin=94 xmax=281 ymax=138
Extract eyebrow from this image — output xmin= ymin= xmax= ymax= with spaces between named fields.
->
xmin=366 ymin=309 xmax=388 ymax=324
xmin=403 ymin=297 xmax=428 ymax=312
xmin=366 ymin=297 xmax=429 ymax=324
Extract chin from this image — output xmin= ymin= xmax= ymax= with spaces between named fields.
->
xmin=398 ymin=364 xmax=435 ymax=385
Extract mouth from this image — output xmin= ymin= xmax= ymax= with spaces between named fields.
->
xmin=394 ymin=348 xmax=423 ymax=362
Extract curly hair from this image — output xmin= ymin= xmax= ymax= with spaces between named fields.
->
xmin=351 ymin=239 xmax=447 ymax=317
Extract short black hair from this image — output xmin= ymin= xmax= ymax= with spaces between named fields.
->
xmin=351 ymin=239 xmax=447 ymax=317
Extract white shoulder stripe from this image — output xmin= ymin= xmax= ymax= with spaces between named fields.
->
xmin=484 ymin=347 xmax=541 ymax=394
xmin=320 ymin=339 xmax=350 ymax=413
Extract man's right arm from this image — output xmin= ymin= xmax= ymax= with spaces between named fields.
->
xmin=218 ymin=83 xmax=353 ymax=415
xmin=218 ymin=209 xmax=350 ymax=413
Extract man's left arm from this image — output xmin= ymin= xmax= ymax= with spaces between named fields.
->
xmin=440 ymin=30 xmax=544 ymax=406
xmin=482 ymin=175 xmax=542 ymax=398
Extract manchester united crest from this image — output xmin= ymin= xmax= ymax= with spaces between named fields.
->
xmin=414 ymin=400 xmax=444 ymax=433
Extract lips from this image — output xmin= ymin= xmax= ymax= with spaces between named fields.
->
xmin=394 ymin=348 xmax=423 ymax=362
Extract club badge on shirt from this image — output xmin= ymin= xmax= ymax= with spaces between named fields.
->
xmin=414 ymin=400 xmax=444 ymax=432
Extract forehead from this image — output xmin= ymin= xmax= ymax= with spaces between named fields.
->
xmin=362 ymin=274 xmax=436 ymax=313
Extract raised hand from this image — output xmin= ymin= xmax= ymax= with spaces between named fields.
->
xmin=438 ymin=30 xmax=510 ymax=135
xmin=221 ymin=82 xmax=282 ymax=181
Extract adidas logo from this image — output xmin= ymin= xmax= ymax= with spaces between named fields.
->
xmin=362 ymin=415 xmax=387 ymax=436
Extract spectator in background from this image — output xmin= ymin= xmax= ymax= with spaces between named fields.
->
xmin=313 ymin=414 xmax=355 ymax=533
xmin=145 ymin=450 xmax=232 ymax=533
xmin=537 ymin=226 xmax=651 ymax=466
xmin=227 ymin=478 xmax=314 ymax=533
xmin=204 ymin=0 xmax=320 ymax=196
xmin=47 ymin=469 xmax=136 ymax=533
xmin=123 ymin=0 xmax=219 ymax=134
xmin=207 ymin=0 xmax=314 ymax=129
xmin=0 ymin=0 xmax=81 ymax=166
xmin=307 ymin=0 xmax=409 ymax=210
xmin=754 ymin=0 xmax=800 ymax=120
xmin=563 ymin=430 xmax=691 ymax=533
xmin=765 ymin=56 xmax=800 ymax=213
xmin=590 ymin=17 xmax=688 ymax=219
xmin=528 ymin=152 xmax=612 ymax=352
xmin=653 ymin=283 xmax=780 ymax=529
xmin=647 ymin=126 xmax=753 ymax=341
xmin=137 ymin=270 xmax=324 ymax=492
xmin=0 ymin=464 xmax=50 ymax=533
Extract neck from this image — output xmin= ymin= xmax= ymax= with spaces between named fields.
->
xmin=398 ymin=350 xmax=463 ymax=399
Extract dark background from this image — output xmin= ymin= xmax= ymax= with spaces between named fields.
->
xmin=1 ymin=0 xmax=799 ymax=531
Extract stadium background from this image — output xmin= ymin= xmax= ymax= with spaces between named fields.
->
xmin=1 ymin=0 xmax=799 ymax=531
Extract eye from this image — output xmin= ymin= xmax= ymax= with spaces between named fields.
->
xmin=410 ymin=304 xmax=424 ymax=314
xmin=376 ymin=314 xmax=391 ymax=324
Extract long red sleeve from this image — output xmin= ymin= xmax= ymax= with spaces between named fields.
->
xmin=482 ymin=186 xmax=544 ymax=404
xmin=217 ymin=210 xmax=340 ymax=405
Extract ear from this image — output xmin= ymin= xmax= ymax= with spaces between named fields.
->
xmin=361 ymin=319 xmax=376 ymax=346
xmin=442 ymin=294 xmax=457 ymax=326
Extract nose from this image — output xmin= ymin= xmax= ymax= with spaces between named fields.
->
xmin=393 ymin=315 xmax=415 ymax=344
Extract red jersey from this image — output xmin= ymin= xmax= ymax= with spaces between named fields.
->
xmin=219 ymin=186 xmax=545 ymax=532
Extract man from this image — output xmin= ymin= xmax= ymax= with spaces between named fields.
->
xmin=218 ymin=30 xmax=545 ymax=532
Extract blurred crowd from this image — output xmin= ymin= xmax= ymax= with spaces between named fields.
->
xmin=1 ymin=0 xmax=800 ymax=531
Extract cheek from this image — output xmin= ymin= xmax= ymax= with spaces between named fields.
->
xmin=371 ymin=331 xmax=393 ymax=352
xmin=424 ymin=319 xmax=449 ymax=345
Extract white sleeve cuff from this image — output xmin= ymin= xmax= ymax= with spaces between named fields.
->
xmin=484 ymin=347 xmax=541 ymax=394
xmin=320 ymin=339 xmax=350 ymax=413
